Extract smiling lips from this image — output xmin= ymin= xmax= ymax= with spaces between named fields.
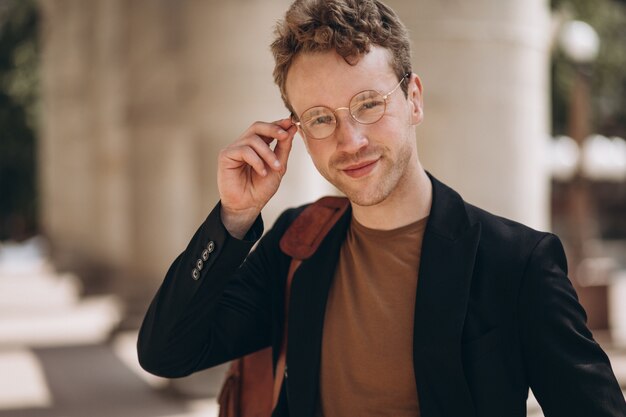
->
xmin=341 ymin=159 xmax=380 ymax=178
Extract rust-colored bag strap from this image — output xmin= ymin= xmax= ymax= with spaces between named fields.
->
xmin=279 ymin=196 xmax=350 ymax=260
xmin=217 ymin=196 xmax=349 ymax=417
xmin=272 ymin=196 xmax=349 ymax=408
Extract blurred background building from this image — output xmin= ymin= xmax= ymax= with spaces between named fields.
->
xmin=0 ymin=0 xmax=625 ymax=416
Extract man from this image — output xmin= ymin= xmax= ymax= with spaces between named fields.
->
xmin=137 ymin=1 xmax=626 ymax=416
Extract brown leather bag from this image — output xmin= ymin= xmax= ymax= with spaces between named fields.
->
xmin=218 ymin=196 xmax=349 ymax=417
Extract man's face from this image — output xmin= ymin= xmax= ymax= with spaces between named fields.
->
xmin=285 ymin=46 xmax=424 ymax=207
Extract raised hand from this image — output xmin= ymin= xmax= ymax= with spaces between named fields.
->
xmin=217 ymin=118 xmax=297 ymax=238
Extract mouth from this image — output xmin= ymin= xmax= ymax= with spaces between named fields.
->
xmin=341 ymin=159 xmax=380 ymax=179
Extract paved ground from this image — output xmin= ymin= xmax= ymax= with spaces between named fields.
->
xmin=0 ymin=337 xmax=221 ymax=417
xmin=1 ymin=331 xmax=625 ymax=417
xmin=1 ymin=237 xmax=625 ymax=417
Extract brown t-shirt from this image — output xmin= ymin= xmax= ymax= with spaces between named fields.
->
xmin=317 ymin=215 xmax=428 ymax=417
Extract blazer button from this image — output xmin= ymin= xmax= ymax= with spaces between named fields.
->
xmin=196 ymin=259 xmax=204 ymax=270
xmin=192 ymin=268 xmax=200 ymax=280
xmin=207 ymin=241 xmax=215 ymax=253
xmin=201 ymin=249 xmax=210 ymax=261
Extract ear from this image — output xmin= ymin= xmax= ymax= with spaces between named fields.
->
xmin=407 ymin=73 xmax=424 ymax=126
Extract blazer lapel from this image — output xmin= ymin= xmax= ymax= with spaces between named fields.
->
xmin=285 ymin=209 xmax=351 ymax=417
xmin=413 ymin=175 xmax=481 ymax=417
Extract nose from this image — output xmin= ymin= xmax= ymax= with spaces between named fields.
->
xmin=334 ymin=110 xmax=368 ymax=154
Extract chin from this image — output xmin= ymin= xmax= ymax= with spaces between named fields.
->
xmin=323 ymin=168 xmax=394 ymax=207
xmin=339 ymin=184 xmax=390 ymax=207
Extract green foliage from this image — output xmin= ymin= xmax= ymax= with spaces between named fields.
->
xmin=551 ymin=0 xmax=626 ymax=136
xmin=0 ymin=0 xmax=39 ymax=240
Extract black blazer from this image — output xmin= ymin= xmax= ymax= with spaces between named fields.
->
xmin=138 ymin=174 xmax=626 ymax=417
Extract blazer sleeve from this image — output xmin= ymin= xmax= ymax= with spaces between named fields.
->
xmin=519 ymin=233 xmax=626 ymax=417
xmin=137 ymin=202 xmax=293 ymax=378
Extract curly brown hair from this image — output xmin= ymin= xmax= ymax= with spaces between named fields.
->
xmin=271 ymin=0 xmax=412 ymax=115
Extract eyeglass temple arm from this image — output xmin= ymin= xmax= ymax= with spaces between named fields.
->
xmin=291 ymin=117 xmax=301 ymax=127
xmin=383 ymin=72 xmax=411 ymax=99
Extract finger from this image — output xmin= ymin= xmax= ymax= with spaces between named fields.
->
xmin=239 ymin=135 xmax=283 ymax=171
xmin=247 ymin=120 xmax=290 ymax=145
xmin=274 ymin=124 xmax=297 ymax=169
xmin=281 ymin=119 xmax=302 ymax=141
xmin=222 ymin=146 xmax=268 ymax=177
xmin=275 ymin=118 xmax=295 ymax=132
xmin=274 ymin=133 xmax=294 ymax=171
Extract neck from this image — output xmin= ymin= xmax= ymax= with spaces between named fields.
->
xmin=351 ymin=164 xmax=432 ymax=230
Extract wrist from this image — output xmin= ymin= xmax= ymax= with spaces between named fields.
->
xmin=220 ymin=204 xmax=261 ymax=240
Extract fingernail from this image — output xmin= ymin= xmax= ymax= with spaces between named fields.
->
xmin=278 ymin=129 xmax=287 ymax=135
xmin=273 ymin=160 xmax=281 ymax=168
xmin=261 ymin=168 xmax=268 ymax=176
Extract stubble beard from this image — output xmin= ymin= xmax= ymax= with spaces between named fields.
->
xmin=322 ymin=139 xmax=415 ymax=207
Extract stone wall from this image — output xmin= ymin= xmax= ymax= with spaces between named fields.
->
xmin=38 ymin=0 xmax=551 ymax=319
xmin=389 ymin=0 xmax=551 ymax=230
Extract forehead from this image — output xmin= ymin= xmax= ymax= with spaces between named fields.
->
xmin=285 ymin=46 xmax=397 ymax=113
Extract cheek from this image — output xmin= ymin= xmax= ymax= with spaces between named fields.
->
xmin=300 ymin=133 xmax=325 ymax=165
xmin=370 ymin=115 xmax=404 ymax=138
xmin=385 ymin=99 xmax=414 ymax=126
xmin=305 ymin=139 xmax=334 ymax=170
xmin=301 ymin=133 xmax=311 ymax=155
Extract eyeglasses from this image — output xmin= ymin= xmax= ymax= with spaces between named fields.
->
xmin=292 ymin=73 xmax=410 ymax=140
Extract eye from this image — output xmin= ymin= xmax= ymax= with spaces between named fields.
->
xmin=351 ymin=91 xmax=385 ymax=116
xmin=352 ymin=98 xmax=385 ymax=120
xmin=310 ymin=114 xmax=334 ymax=126
xmin=302 ymin=108 xmax=335 ymax=127
xmin=360 ymin=98 xmax=384 ymax=110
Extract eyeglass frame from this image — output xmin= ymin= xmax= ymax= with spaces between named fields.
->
xmin=291 ymin=72 xmax=411 ymax=140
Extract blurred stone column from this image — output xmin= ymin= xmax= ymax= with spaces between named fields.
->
xmin=39 ymin=0 xmax=97 ymax=271
xmin=39 ymin=0 xmax=131 ymax=284
xmin=122 ymin=1 xmax=198 ymax=311
xmin=388 ymin=0 xmax=552 ymax=230
xmin=91 ymin=0 xmax=132 ymax=283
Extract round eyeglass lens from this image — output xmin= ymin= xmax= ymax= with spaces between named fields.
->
xmin=349 ymin=90 xmax=386 ymax=124
xmin=301 ymin=107 xmax=337 ymax=139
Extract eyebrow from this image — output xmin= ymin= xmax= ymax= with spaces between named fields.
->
xmin=352 ymin=90 xmax=379 ymax=101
